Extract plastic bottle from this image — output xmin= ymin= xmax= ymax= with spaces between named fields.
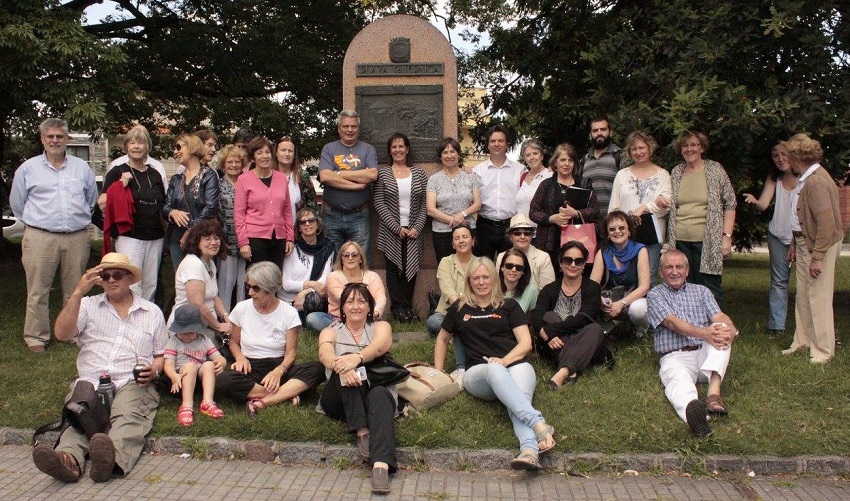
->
xmin=97 ymin=373 xmax=116 ymax=413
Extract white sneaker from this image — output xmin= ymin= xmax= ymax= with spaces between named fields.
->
xmin=450 ymin=368 xmax=466 ymax=390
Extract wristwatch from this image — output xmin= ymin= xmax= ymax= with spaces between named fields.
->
xmin=621 ymin=299 xmax=629 ymax=308
xmin=722 ymin=232 xmax=733 ymax=238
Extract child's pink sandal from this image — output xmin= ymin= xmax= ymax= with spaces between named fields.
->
xmin=199 ymin=401 xmax=225 ymax=419
xmin=177 ymin=406 xmax=194 ymax=426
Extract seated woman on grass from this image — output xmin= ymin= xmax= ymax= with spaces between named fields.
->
xmin=434 ymin=256 xmax=556 ymax=471
xmin=215 ymin=262 xmax=325 ymax=416
xmin=588 ymin=210 xmax=651 ymax=337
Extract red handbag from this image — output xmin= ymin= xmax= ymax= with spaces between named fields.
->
xmin=560 ymin=213 xmax=598 ymax=263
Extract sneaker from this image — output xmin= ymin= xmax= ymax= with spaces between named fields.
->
xmin=685 ymin=399 xmax=712 ymax=438
xmin=450 ymin=368 xmax=465 ymax=390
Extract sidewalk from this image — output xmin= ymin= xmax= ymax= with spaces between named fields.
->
xmin=3 ymin=445 xmax=848 ymax=501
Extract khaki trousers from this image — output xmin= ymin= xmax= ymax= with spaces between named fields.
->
xmin=21 ymin=227 xmax=90 ymax=347
xmin=791 ymin=236 xmax=840 ymax=361
xmin=57 ymin=381 xmax=159 ymax=478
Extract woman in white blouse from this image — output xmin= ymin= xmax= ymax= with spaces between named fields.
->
xmin=608 ymin=131 xmax=671 ymax=282
xmin=279 ymin=208 xmax=336 ymax=314
xmin=515 ymin=139 xmax=552 ymax=224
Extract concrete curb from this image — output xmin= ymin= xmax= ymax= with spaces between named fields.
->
xmin=5 ymin=426 xmax=847 ymax=477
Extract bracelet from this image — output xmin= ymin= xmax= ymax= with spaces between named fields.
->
xmin=357 ymin=352 xmax=364 ymax=364
xmin=722 ymin=232 xmax=732 ymax=238
xmin=461 ymin=211 xmax=467 ymax=218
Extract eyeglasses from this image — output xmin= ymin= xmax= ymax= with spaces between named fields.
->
xmin=560 ymin=256 xmax=586 ymax=267
xmin=298 ymin=218 xmax=318 ymax=226
xmin=201 ymin=235 xmax=221 ymax=242
xmin=341 ymin=252 xmax=360 ymax=259
xmin=511 ymin=230 xmax=534 ymax=237
xmin=44 ymin=134 xmax=66 ymax=140
xmin=502 ymin=263 xmax=525 ymax=272
xmin=99 ymin=270 xmax=129 ymax=282
xmin=246 ymin=283 xmax=263 ymax=293
xmin=607 ymin=225 xmax=627 ymax=233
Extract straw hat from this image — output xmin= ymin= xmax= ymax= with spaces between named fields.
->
xmin=99 ymin=252 xmax=143 ymax=284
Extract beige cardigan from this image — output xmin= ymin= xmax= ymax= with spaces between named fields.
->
xmin=797 ymin=166 xmax=844 ymax=260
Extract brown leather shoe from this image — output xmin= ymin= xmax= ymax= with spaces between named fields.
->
xmin=28 ymin=345 xmax=45 ymax=354
xmin=88 ymin=433 xmax=116 ymax=482
xmin=32 ymin=444 xmax=81 ymax=483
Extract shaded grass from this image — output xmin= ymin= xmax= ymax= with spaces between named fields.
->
xmin=2 ymin=248 xmax=849 ymax=456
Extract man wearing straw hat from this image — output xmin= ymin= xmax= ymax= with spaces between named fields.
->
xmin=33 ymin=252 xmax=167 ymax=483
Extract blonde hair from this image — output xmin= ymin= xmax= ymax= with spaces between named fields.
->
xmin=785 ymin=133 xmax=823 ymax=165
xmin=624 ymin=130 xmax=658 ymax=160
xmin=217 ymin=144 xmax=248 ymax=170
xmin=175 ymin=133 xmax=205 ymax=160
xmin=462 ymin=257 xmax=504 ymax=309
xmin=332 ymin=241 xmax=368 ymax=272
xmin=123 ymin=124 xmax=152 ymax=152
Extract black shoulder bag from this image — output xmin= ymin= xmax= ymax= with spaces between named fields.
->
xmin=33 ymin=380 xmax=111 ymax=446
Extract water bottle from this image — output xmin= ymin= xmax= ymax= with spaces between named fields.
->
xmin=97 ymin=373 xmax=116 ymax=413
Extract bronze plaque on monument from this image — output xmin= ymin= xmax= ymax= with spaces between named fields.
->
xmin=355 ymin=85 xmax=443 ymax=164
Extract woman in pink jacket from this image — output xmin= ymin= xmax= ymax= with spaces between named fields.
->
xmin=235 ymin=136 xmax=294 ymax=270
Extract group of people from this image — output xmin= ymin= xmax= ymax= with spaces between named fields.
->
xmin=11 ymin=114 xmax=844 ymax=494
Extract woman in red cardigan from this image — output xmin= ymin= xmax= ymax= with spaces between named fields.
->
xmin=235 ymin=136 xmax=294 ymax=270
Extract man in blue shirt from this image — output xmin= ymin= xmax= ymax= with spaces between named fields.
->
xmin=318 ymin=110 xmax=378 ymax=256
xmin=10 ymin=118 xmax=98 ymax=353
xmin=647 ymin=249 xmax=738 ymax=437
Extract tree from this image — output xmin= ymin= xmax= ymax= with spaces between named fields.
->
xmin=449 ymin=0 xmax=850 ymax=245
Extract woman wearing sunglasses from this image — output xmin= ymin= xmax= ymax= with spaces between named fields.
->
xmin=216 ymin=261 xmax=325 ymax=416
xmin=588 ymin=210 xmax=651 ymax=337
xmin=280 ymin=208 xmax=336 ymax=316
xmin=495 ymin=214 xmax=555 ymax=290
xmin=532 ymin=241 xmax=606 ymax=389
xmin=305 ymin=241 xmax=386 ymax=332
xmin=499 ymin=248 xmax=538 ymax=313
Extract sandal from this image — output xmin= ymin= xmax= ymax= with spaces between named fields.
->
xmin=705 ymin=394 xmax=728 ymax=415
xmin=177 ymin=406 xmax=194 ymax=426
xmin=510 ymin=450 xmax=541 ymax=471
xmin=535 ymin=423 xmax=556 ymax=454
xmin=245 ymin=398 xmax=267 ymax=417
xmin=200 ymin=401 xmax=225 ymax=419
xmin=545 ymin=379 xmax=561 ymax=390
xmin=290 ymin=395 xmax=300 ymax=407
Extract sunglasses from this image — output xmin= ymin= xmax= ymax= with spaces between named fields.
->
xmin=607 ymin=225 xmax=627 ymax=233
xmin=502 ymin=263 xmax=525 ymax=272
xmin=99 ymin=270 xmax=129 ymax=282
xmin=341 ymin=252 xmax=360 ymax=259
xmin=298 ymin=218 xmax=318 ymax=226
xmin=511 ymin=230 xmax=534 ymax=237
xmin=560 ymin=256 xmax=586 ymax=267
xmin=246 ymin=283 xmax=263 ymax=293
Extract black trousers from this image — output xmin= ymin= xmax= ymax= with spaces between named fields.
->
xmin=537 ymin=323 xmax=606 ymax=374
xmin=215 ymin=358 xmax=325 ymax=403
xmin=385 ymin=257 xmax=416 ymax=313
xmin=474 ymin=217 xmax=511 ymax=260
xmin=319 ymin=373 xmax=397 ymax=470
xmin=248 ymin=236 xmax=285 ymax=271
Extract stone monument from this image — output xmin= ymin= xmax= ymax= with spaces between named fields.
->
xmin=342 ymin=15 xmax=459 ymax=320
xmin=342 ymin=14 xmax=457 ymax=174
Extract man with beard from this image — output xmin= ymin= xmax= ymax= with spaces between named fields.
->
xmin=578 ymin=116 xmax=623 ymax=219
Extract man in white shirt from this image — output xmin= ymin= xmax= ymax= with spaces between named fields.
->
xmin=472 ymin=124 xmax=524 ymax=259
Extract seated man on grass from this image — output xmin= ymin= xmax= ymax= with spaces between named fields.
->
xmin=33 ymin=253 xmax=166 ymax=483
xmin=646 ymin=249 xmax=738 ymax=438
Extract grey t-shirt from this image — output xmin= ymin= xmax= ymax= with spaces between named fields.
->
xmin=164 ymin=335 xmax=220 ymax=372
xmin=319 ymin=140 xmax=378 ymax=211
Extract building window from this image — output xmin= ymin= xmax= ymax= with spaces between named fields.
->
xmin=67 ymin=145 xmax=90 ymax=162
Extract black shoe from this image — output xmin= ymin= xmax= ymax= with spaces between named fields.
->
xmin=685 ymin=399 xmax=712 ymax=438
xmin=769 ymin=329 xmax=784 ymax=337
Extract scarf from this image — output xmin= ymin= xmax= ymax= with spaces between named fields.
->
xmin=602 ymin=239 xmax=644 ymax=276
xmin=296 ymin=235 xmax=337 ymax=281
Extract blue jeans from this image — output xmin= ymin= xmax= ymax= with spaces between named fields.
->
xmin=463 ymin=362 xmax=544 ymax=451
xmin=322 ymin=205 xmax=371 ymax=258
xmin=427 ymin=313 xmax=467 ymax=369
xmin=767 ymin=232 xmax=791 ymax=331
xmin=305 ymin=312 xmax=335 ymax=332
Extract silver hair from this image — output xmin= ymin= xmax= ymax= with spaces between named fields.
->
xmin=337 ymin=110 xmax=360 ymax=126
xmin=39 ymin=118 xmax=69 ymax=136
xmin=246 ymin=261 xmax=283 ymax=294
xmin=123 ymin=124 xmax=152 ymax=151
xmin=520 ymin=138 xmax=546 ymax=158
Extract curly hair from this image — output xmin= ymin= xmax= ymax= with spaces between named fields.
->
xmin=785 ymin=133 xmax=823 ymax=165
xmin=182 ymin=219 xmax=228 ymax=260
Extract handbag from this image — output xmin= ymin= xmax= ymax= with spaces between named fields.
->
xmin=561 ymin=212 xmax=598 ymax=263
xmin=33 ymin=380 xmax=111 ymax=446
xmin=302 ymin=290 xmax=328 ymax=315
xmin=363 ymin=353 xmax=410 ymax=388
xmin=396 ymin=362 xmax=461 ymax=411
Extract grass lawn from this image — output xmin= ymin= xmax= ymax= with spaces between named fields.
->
xmin=1 ymin=246 xmax=849 ymax=457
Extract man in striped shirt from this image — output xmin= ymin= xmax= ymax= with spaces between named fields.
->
xmin=33 ymin=253 xmax=167 ymax=483
xmin=647 ymin=250 xmax=738 ymax=438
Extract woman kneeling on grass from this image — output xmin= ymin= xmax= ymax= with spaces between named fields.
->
xmin=434 ymin=256 xmax=556 ymax=471
xmin=214 ymin=262 xmax=325 ymax=416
